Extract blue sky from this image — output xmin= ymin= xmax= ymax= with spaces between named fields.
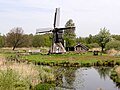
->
xmin=0 ymin=0 xmax=120 ymax=37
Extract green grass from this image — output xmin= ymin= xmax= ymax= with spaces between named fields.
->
xmin=16 ymin=52 xmax=120 ymax=67
xmin=1 ymin=51 xmax=120 ymax=67
xmin=21 ymin=53 xmax=118 ymax=61
xmin=35 ymin=83 xmax=55 ymax=90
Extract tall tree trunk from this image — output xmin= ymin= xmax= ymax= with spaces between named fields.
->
xmin=13 ymin=43 xmax=17 ymax=50
xmin=12 ymin=46 xmax=15 ymax=50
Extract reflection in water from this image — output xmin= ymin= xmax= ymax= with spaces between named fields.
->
xmin=53 ymin=67 xmax=65 ymax=86
xmin=63 ymin=67 xmax=77 ymax=86
xmin=73 ymin=68 xmax=85 ymax=89
xmin=53 ymin=67 xmax=119 ymax=90
xmin=95 ymin=67 xmax=111 ymax=80
xmin=74 ymin=67 xmax=118 ymax=90
xmin=53 ymin=67 xmax=78 ymax=89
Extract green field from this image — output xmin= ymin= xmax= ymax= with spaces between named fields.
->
xmin=21 ymin=53 xmax=118 ymax=62
xmin=0 ymin=48 xmax=120 ymax=67
xmin=1 ymin=51 xmax=119 ymax=67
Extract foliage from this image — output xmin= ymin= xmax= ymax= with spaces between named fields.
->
xmin=76 ymin=35 xmax=99 ymax=47
xmin=84 ymin=34 xmax=93 ymax=44
xmin=21 ymin=34 xmax=33 ymax=47
xmin=64 ymin=19 xmax=76 ymax=47
xmin=0 ymin=35 xmax=5 ymax=48
xmin=0 ymin=57 xmax=56 ymax=89
xmin=35 ymin=83 xmax=55 ymax=90
xmin=90 ymin=35 xmax=99 ymax=43
xmin=110 ymin=66 xmax=120 ymax=88
xmin=87 ymin=43 xmax=99 ymax=49
xmin=106 ymin=40 xmax=120 ymax=50
xmin=76 ymin=37 xmax=86 ymax=44
xmin=112 ymin=35 xmax=120 ymax=41
xmin=0 ymin=68 xmax=29 ymax=90
xmin=32 ymin=34 xmax=52 ymax=47
xmin=32 ymin=35 xmax=42 ymax=47
xmin=96 ymin=27 xmax=111 ymax=52
xmin=39 ymin=66 xmax=55 ymax=83
xmin=6 ymin=27 xmax=25 ymax=50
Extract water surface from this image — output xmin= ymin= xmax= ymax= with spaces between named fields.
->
xmin=55 ymin=67 xmax=119 ymax=90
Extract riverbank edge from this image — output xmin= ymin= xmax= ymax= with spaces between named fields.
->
xmin=110 ymin=66 xmax=120 ymax=88
xmin=4 ymin=55 xmax=120 ymax=68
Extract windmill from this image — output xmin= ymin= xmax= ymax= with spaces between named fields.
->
xmin=36 ymin=8 xmax=75 ymax=54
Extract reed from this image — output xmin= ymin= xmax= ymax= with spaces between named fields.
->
xmin=0 ymin=57 xmax=55 ymax=89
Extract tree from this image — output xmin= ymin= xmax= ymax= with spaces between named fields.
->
xmin=20 ymin=34 xmax=33 ymax=47
xmin=91 ymin=35 xmax=99 ymax=43
xmin=64 ymin=19 xmax=76 ymax=47
xmin=32 ymin=34 xmax=52 ymax=47
xmin=0 ymin=34 xmax=5 ymax=48
xmin=96 ymin=27 xmax=111 ymax=52
xmin=6 ymin=27 xmax=25 ymax=50
xmin=86 ymin=34 xmax=93 ymax=44
xmin=27 ymin=34 xmax=34 ymax=47
xmin=32 ymin=35 xmax=42 ymax=47
xmin=112 ymin=35 xmax=120 ymax=41
xmin=106 ymin=40 xmax=120 ymax=50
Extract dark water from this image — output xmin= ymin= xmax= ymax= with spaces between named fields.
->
xmin=55 ymin=67 xmax=119 ymax=90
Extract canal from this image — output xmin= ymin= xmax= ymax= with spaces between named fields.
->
xmin=54 ymin=67 xmax=119 ymax=90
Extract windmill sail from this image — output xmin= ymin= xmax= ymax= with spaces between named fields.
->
xmin=54 ymin=8 xmax=60 ymax=28
xmin=36 ymin=28 xmax=53 ymax=34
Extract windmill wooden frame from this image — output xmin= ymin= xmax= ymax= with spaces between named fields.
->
xmin=36 ymin=8 xmax=75 ymax=54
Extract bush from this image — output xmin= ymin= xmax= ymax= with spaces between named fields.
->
xmin=0 ymin=68 xmax=30 ymax=90
xmin=87 ymin=43 xmax=99 ymax=48
xmin=39 ymin=66 xmax=55 ymax=83
xmin=106 ymin=40 xmax=120 ymax=50
xmin=35 ymin=83 xmax=55 ymax=90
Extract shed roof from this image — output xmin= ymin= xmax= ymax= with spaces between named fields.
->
xmin=75 ymin=43 xmax=89 ymax=51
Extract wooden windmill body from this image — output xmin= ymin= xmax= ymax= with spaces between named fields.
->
xmin=36 ymin=8 xmax=75 ymax=54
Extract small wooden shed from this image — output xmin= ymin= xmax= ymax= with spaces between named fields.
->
xmin=75 ymin=43 xmax=89 ymax=53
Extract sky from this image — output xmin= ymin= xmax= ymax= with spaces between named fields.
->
xmin=0 ymin=0 xmax=120 ymax=37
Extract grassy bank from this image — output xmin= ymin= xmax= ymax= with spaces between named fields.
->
xmin=110 ymin=66 xmax=120 ymax=88
xmin=2 ymin=52 xmax=119 ymax=67
xmin=24 ymin=53 xmax=120 ymax=66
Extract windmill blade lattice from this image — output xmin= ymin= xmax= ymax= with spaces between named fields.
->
xmin=36 ymin=28 xmax=53 ymax=34
xmin=54 ymin=8 xmax=60 ymax=28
